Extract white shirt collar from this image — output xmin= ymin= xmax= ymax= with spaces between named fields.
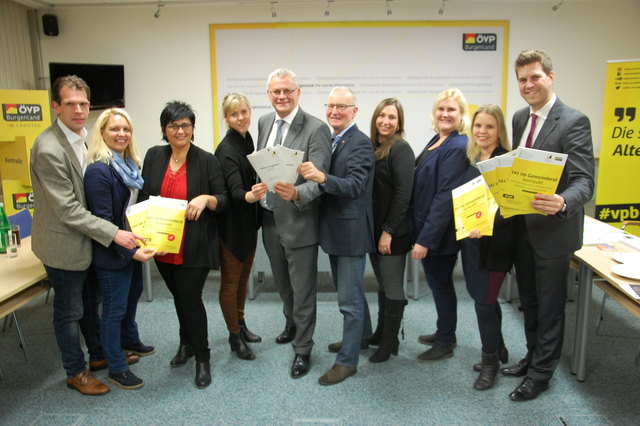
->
xmin=530 ymin=93 xmax=557 ymax=120
xmin=56 ymin=118 xmax=87 ymax=145
xmin=278 ymin=105 xmax=299 ymax=126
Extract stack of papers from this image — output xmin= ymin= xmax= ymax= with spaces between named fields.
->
xmin=126 ymin=196 xmax=187 ymax=253
xmin=477 ymin=147 xmax=567 ymax=218
xmin=452 ymin=175 xmax=498 ymax=240
xmin=247 ymin=145 xmax=305 ymax=190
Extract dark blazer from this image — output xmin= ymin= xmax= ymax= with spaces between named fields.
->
xmin=460 ymin=146 xmax=515 ymax=272
xmin=372 ymin=139 xmax=415 ymax=255
xmin=319 ymin=124 xmax=375 ymax=257
xmin=84 ymin=161 xmax=138 ymax=270
xmin=512 ymin=98 xmax=595 ymax=258
xmin=29 ymin=122 xmax=117 ymax=270
xmin=411 ymin=131 xmax=469 ymax=255
xmin=140 ymin=143 xmax=228 ymax=269
xmin=257 ymin=108 xmax=331 ymax=249
xmin=214 ymin=128 xmax=261 ymax=261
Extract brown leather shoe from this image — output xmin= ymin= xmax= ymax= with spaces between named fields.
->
xmin=318 ymin=364 xmax=357 ymax=386
xmin=66 ymin=370 xmax=110 ymax=395
xmin=89 ymin=353 xmax=141 ymax=372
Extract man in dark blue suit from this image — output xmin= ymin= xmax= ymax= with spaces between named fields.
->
xmin=299 ymin=87 xmax=375 ymax=385
xmin=502 ymin=50 xmax=595 ymax=401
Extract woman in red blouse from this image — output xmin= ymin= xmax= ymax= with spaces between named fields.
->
xmin=140 ymin=101 xmax=228 ymax=389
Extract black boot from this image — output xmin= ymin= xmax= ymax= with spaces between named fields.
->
xmin=170 ymin=344 xmax=193 ymax=367
xmin=239 ymin=319 xmax=262 ymax=343
xmin=474 ymin=351 xmax=500 ymax=391
xmin=368 ymin=292 xmax=386 ymax=346
xmin=195 ymin=361 xmax=211 ymax=389
xmin=369 ymin=299 xmax=406 ymax=363
xmin=229 ymin=333 xmax=255 ymax=360
xmin=473 ymin=335 xmax=509 ymax=371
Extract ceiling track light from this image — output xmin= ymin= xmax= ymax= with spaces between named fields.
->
xmin=386 ymin=0 xmax=392 ymax=16
xmin=324 ymin=0 xmax=333 ymax=17
xmin=153 ymin=3 xmax=164 ymax=19
xmin=438 ymin=0 xmax=448 ymax=16
xmin=552 ymin=0 xmax=565 ymax=12
xmin=271 ymin=1 xmax=277 ymax=18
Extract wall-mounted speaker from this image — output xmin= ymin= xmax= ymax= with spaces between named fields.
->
xmin=42 ymin=14 xmax=58 ymax=37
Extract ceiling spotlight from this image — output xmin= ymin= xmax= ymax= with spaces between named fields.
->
xmin=153 ymin=3 xmax=164 ymax=19
xmin=271 ymin=1 xmax=277 ymax=18
xmin=438 ymin=0 xmax=447 ymax=16
xmin=324 ymin=0 xmax=333 ymax=17
xmin=386 ymin=0 xmax=392 ymax=16
xmin=552 ymin=0 xmax=564 ymax=12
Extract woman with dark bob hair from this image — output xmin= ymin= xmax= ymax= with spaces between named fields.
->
xmin=140 ymin=101 xmax=228 ymax=389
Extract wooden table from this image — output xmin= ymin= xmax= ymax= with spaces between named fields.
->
xmin=0 ymin=237 xmax=49 ymax=363
xmin=571 ymin=218 xmax=640 ymax=382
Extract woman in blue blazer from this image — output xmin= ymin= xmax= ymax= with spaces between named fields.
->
xmin=411 ymin=88 xmax=470 ymax=362
xmin=85 ymin=108 xmax=157 ymax=390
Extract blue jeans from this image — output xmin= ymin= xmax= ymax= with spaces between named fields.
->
xmin=329 ymin=254 xmax=368 ymax=367
xmin=94 ymin=262 xmax=143 ymax=374
xmin=79 ymin=268 xmax=103 ymax=361
xmin=45 ymin=265 xmax=88 ymax=378
xmin=421 ymin=254 xmax=458 ymax=346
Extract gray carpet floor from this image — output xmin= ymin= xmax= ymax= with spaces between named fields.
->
xmin=1 ymin=264 xmax=639 ymax=425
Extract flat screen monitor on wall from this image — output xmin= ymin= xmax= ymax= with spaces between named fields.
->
xmin=49 ymin=63 xmax=125 ymax=110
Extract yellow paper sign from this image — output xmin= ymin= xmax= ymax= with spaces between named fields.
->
xmin=126 ymin=196 xmax=187 ymax=253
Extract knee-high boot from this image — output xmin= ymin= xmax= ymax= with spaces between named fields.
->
xmin=368 ymin=292 xmax=386 ymax=346
xmin=474 ymin=351 xmax=500 ymax=390
xmin=369 ymin=298 xmax=406 ymax=363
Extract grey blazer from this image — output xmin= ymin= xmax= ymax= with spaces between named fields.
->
xmin=512 ymin=98 xmax=595 ymax=258
xmin=30 ymin=121 xmax=117 ymax=270
xmin=257 ymin=108 xmax=331 ymax=249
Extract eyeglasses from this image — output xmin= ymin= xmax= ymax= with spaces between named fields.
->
xmin=325 ymin=104 xmax=355 ymax=111
xmin=269 ymin=88 xmax=298 ymax=96
xmin=166 ymin=123 xmax=193 ymax=131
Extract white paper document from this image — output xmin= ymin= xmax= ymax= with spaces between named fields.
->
xmin=247 ymin=145 xmax=304 ymax=190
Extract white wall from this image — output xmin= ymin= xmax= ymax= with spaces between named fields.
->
xmin=34 ymin=1 xmax=640 ymax=157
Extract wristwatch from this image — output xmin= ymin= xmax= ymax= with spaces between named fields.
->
xmin=561 ymin=203 xmax=567 ymax=213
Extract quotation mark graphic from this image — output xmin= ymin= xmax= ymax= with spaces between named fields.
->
xmin=614 ymin=107 xmax=636 ymax=122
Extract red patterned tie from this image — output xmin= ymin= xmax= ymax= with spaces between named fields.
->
xmin=525 ymin=113 xmax=537 ymax=148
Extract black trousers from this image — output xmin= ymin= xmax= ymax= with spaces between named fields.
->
xmin=514 ymin=217 xmax=571 ymax=382
xmin=155 ymin=260 xmax=211 ymax=362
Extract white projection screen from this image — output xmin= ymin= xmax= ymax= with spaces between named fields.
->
xmin=210 ymin=21 xmax=509 ymax=153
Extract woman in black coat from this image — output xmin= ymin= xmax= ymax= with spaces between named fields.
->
xmin=367 ymin=98 xmax=415 ymax=363
xmin=140 ymin=101 xmax=228 ymax=389
xmin=214 ymin=93 xmax=267 ymax=361
xmin=460 ymin=104 xmax=516 ymax=391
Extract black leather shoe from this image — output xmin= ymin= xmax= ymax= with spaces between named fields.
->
xmin=501 ymin=358 xmax=529 ymax=377
xmin=239 ymin=319 xmax=262 ymax=343
xmin=195 ymin=361 xmax=211 ymax=389
xmin=275 ymin=326 xmax=296 ymax=344
xmin=509 ymin=377 xmax=549 ymax=401
xmin=290 ymin=353 xmax=311 ymax=379
xmin=229 ymin=333 xmax=255 ymax=361
xmin=170 ymin=344 xmax=194 ymax=367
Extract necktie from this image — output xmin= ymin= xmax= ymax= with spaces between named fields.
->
xmin=331 ymin=136 xmax=339 ymax=152
xmin=273 ymin=119 xmax=284 ymax=146
xmin=525 ymin=113 xmax=537 ymax=148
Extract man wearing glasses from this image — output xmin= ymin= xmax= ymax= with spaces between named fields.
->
xmin=257 ymin=68 xmax=331 ymax=379
xmin=299 ymin=86 xmax=375 ymax=385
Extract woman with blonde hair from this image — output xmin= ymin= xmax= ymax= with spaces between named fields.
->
xmin=411 ymin=88 xmax=470 ymax=362
xmin=460 ymin=104 xmax=515 ymax=390
xmin=367 ymin=98 xmax=414 ymax=363
xmin=84 ymin=108 xmax=157 ymax=390
xmin=215 ymin=93 xmax=267 ymax=360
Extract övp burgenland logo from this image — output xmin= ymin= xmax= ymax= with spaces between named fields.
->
xmin=463 ymin=33 xmax=497 ymax=51
xmin=2 ymin=103 xmax=43 ymax=121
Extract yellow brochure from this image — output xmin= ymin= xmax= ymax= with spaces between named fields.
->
xmin=147 ymin=196 xmax=188 ymax=253
xmin=502 ymin=147 xmax=567 ymax=215
xmin=452 ymin=176 xmax=496 ymax=240
xmin=125 ymin=200 xmax=151 ymax=246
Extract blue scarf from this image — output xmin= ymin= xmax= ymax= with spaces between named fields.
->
xmin=110 ymin=151 xmax=144 ymax=190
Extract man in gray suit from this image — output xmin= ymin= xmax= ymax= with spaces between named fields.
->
xmin=257 ymin=68 xmax=331 ymax=379
xmin=501 ymin=50 xmax=595 ymax=401
xmin=30 ymin=76 xmax=142 ymax=395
